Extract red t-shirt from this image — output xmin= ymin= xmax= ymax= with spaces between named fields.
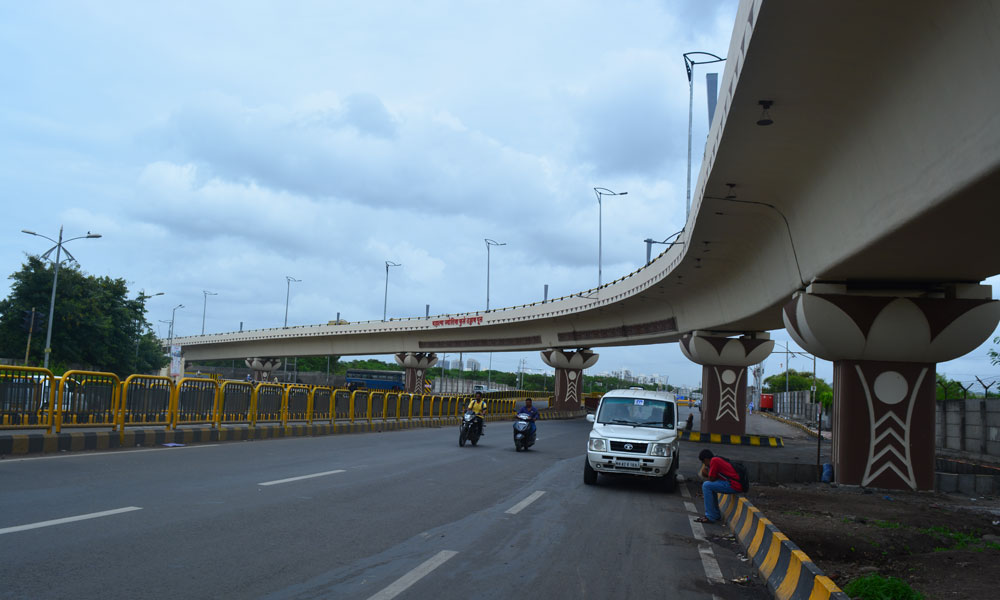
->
xmin=708 ymin=457 xmax=743 ymax=492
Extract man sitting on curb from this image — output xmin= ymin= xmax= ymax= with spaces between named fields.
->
xmin=695 ymin=449 xmax=743 ymax=524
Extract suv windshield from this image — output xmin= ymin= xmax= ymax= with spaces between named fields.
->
xmin=596 ymin=397 xmax=675 ymax=429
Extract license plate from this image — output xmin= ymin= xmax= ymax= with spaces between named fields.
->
xmin=615 ymin=459 xmax=640 ymax=469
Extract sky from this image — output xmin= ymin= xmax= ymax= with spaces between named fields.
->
xmin=1 ymin=1 xmax=997 ymax=391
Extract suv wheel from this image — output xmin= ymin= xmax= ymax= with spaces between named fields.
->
xmin=583 ymin=458 xmax=598 ymax=485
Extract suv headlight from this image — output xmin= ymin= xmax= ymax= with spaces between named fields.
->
xmin=649 ymin=443 xmax=671 ymax=457
xmin=589 ymin=437 xmax=607 ymax=451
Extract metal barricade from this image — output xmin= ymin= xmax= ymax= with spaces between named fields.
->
xmin=398 ymin=393 xmax=410 ymax=420
xmin=311 ymin=387 xmax=335 ymax=423
xmin=411 ymin=394 xmax=425 ymax=419
xmin=385 ymin=392 xmax=400 ymax=419
xmin=120 ymin=375 xmax=174 ymax=429
xmin=286 ymin=385 xmax=311 ymax=423
xmin=219 ymin=381 xmax=253 ymax=425
xmin=370 ymin=391 xmax=386 ymax=420
xmin=333 ymin=389 xmax=351 ymax=419
xmin=429 ymin=395 xmax=441 ymax=418
xmin=350 ymin=390 xmax=369 ymax=423
xmin=55 ymin=370 xmax=121 ymax=433
xmin=175 ymin=378 xmax=219 ymax=428
xmin=0 ymin=366 xmax=55 ymax=430
xmin=253 ymin=383 xmax=285 ymax=425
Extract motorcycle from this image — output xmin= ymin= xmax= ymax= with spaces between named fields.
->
xmin=459 ymin=409 xmax=484 ymax=447
xmin=513 ymin=413 xmax=536 ymax=452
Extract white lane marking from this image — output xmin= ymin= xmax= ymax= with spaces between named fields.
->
xmin=366 ymin=550 xmax=458 ymax=600
xmin=699 ymin=544 xmax=725 ymax=584
xmin=505 ymin=490 xmax=546 ymax=515
xmin=0 ymin=444 xmax=219 ymax=463
xmin=688 ymin=515 xmax=724 ymax=584
xmin=684 ymin=501 xmax=697 ymax=514
xmin=680 ymin=484 xmax=692 ymax=499
xmin=258 ymin=469 xmax=345 ymax=486
xmin=0 ymin=506 xmax=142 ymax=535
xmin=689 ymin=515 xmax=708 ymax=541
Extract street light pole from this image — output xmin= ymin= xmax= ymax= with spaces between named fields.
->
xmin=484 ymin=239 xmax=505 ymax=310
xmin=683 ymin=52 xmax=725 ymax=220
xmin=21 ymin=226 xmax=102 ymax=369
xmin=169 ymin=304 xmax=184 ymax=346
xmin=201 ymin=290 xmax=217 ymax=335
xmin=284 ymin=276 xmax=300 ymax=328
xmin=383 ymin=261 xmax=400 ymax=320
xmin=593 ymin=187 xmax=627 ymax=288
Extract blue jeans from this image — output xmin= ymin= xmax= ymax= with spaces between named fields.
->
xmin=702 ymin=479 xmax=737 ymax=522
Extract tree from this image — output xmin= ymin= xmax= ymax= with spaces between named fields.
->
xmin=763 ymin=368 xmax=833 ymax=407
xmin=0 ymin=256 xmax=167 ymax=377
xmin=989 ymin=336 xmax=999 ymax=367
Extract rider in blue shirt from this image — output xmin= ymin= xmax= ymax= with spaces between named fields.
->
xmin=517 ymin=398 xmax=540 ymax=434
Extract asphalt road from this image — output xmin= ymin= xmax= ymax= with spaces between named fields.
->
xmin=0 ymin=417 xmax=768 ymax=599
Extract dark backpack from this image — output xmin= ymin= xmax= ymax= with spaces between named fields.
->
xmin=717 ymin=456 xmax=750 ymax=493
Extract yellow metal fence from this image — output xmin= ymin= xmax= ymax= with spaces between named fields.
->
xmin=0 ymin=366 xmax=544 ymax=434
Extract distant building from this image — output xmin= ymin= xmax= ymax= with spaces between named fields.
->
xmin=440 ymin=359 xmax=451 ymax=370
xmin=466 ymin=358 xmax=481 ymax=371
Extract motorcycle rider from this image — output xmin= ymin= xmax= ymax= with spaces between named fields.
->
xmin=517 ymin=397 xmax=540 ymax=436
xmin=467 ymin=391 xmax=488 ymax=436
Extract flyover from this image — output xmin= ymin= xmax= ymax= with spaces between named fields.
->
xmin=171 ymin=0 xmax=1000 ymax=490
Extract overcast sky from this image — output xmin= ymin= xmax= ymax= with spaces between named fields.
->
xmin=2 ymin=1 xmax=997 ymax=390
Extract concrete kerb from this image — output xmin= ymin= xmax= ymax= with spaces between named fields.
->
xmin=679 ymin=430 xmax=784 ymax=447
xmin=0 ymin=410 xmax=587 ymax=456
xmin=718 ymin=494 xmax=849 ymax=600
xmin=760 ymin=412 xmax=821 ymax=438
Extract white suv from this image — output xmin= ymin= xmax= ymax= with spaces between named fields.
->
xmin=584 ymin=389 xmax=680 ymax=491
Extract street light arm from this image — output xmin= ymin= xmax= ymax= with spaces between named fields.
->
xmin=683 ymin=51 xmax=726 ymax=81
xmin=21 ymin=230 xmax=57 ymax=244
xmin=62 ymin=233 xmax=102 ymax=243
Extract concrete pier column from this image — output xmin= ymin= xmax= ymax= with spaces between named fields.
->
xmin=783 ymin=285 xmax=1000 ymax=490
xmin=394 ymin=352 xmax=438 ymax=394
xmin=679 ymin=333 xmax=774 ymax=436
xmin=245 ymin=357 xmax=282 ymax=382
xmin=540 ymin=348 xmax=599 ymax=411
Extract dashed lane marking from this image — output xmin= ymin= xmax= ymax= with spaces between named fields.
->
xmin=258 ymin=469 xmax=346 ymax=486
xmin=685 ymin=485 xmax=725 ymax=585
xmin=505 ymin=490 xmax=546 ymax=515
xmin=0 ymin=506 xmax=142 ymax=535
xmin=366 ymin=550 xmax=458 ymax=600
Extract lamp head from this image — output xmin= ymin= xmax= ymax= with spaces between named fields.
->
xmin=756 ymin=100 xmax=774 ymax=126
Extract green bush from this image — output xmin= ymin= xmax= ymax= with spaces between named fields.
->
xmin=843 ymin=574 xmax=923 ymax=600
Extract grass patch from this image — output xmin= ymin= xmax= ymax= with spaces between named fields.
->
xmin=843 ymin=574 xmax=924 ymax=600
xmin=873 ymin=519 xmax=902 ymax=529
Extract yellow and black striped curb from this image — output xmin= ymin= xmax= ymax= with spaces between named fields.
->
xmin=679 ymin=430 xmax=784 ymax=447
xmin=719 ymin=494 xmax=848 ymax=600
xmin=0 ymin=411 xmax=586 ymax=456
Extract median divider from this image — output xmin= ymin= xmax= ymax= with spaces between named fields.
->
xmin=679 ymin=430 xmax=784 ymax=447
xmin=718 ymin=494 xmax=848 ymax=600
xmin=0 ymin=407 xmax=586 ymax=456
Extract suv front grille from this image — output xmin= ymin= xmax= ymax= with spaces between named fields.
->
xmin=610 ymin=441 xmax=648 ymax=453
